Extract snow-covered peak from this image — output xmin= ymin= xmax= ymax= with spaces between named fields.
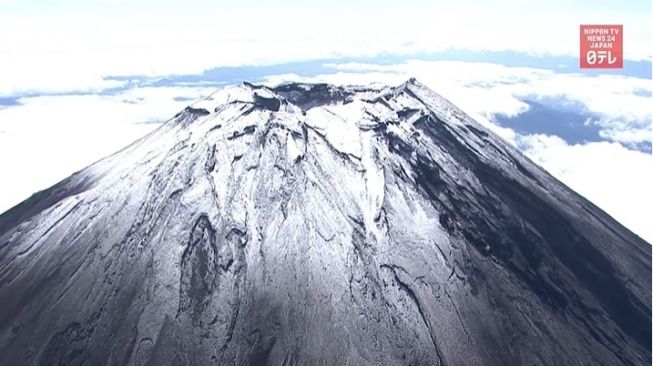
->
xmin=189 ymin=82 xmax=282 ymax=113
xmin=175 ymin=79 xmax=451 ymax=130
xmin=1 ymin=78 xmax=649 ymax=366
xmin=185 ymin=79 xmax=429 ymax=118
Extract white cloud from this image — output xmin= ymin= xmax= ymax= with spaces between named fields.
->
xmin=0 ymin=86 xmax=215 ymax=212
xmin=1 ymin=1 xmax=651 ymax=96
xmin=517 ymin=134 xmax=653 ymax=243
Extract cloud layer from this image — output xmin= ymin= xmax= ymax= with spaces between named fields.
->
xmin=1 ymin=0 xmax=651 ymax=96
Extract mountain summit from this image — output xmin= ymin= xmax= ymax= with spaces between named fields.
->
xmin=0 ymin=79 xmax=650 ymax=365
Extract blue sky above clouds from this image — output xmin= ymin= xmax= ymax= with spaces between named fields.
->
xmin=0 ymin=0 xmax=651 ymax=241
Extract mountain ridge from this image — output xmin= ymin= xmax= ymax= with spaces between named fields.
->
xmin=0 ymin=79 xmax=650 ymax=366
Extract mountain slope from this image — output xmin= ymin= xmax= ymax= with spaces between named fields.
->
xmin=0 ymin=79 xmax=650 ymax=366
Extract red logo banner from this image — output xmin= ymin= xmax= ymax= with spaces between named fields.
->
xmin=580 ymin=25 xmax=623 ymax=69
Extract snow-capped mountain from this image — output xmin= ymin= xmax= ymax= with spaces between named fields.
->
xmin=0 ymin=79 xmax=650 ymax=365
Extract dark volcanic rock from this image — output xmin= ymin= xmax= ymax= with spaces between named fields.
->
xmin=253 ymin=93 xmax=281 ymax=112
xmin=272 ymin=82 xmax=354 ymax=110
xmin=0 ymin=80 xmax=650 ymax=366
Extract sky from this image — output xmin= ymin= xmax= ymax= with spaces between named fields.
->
xmin=0 ymin=0 xmax=651 ymax=241
xmin=1 ymin=0 xmax=651 ymax=95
